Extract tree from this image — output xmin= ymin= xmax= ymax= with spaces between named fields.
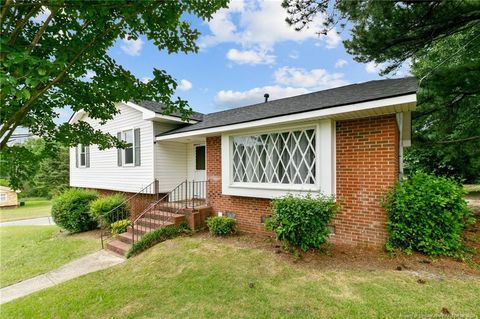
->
xmin=0 ymin=0 xmax=227 ymax=189
xmin=405 ymin=26 xmax=480 ymax=182
xmin=283 ymin=0 xmax=480 ymax=182
xmin=34 ymin=145 xmax=69 ymax=198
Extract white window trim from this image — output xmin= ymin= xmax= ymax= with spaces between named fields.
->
xmin=221 ymin=119 xmax=335 ymax=199
xmin=122 ymin=128 xmax=135 ymax=167
xmin=0 ymin=193 xmax=6 ymax=202
xmin=78 ymin=144 xmax=87 ymax=168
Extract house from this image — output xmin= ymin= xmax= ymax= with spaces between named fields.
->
xmin=70 ymin=77 xmax=416 ymax=250
xmin=0 ymin=186 xmax=19 ymax=208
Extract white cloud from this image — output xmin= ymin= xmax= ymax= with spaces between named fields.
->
xmin=215 ymin=85 xmax=310 ymax=109
xmin=325 ymin=29 xmax=342 ymax=49
xmin=214 ymin=65 xmax=349 ymax=108
xmin=335 ymin=59 xmax=348 ymax=68
xmin=365 ymin=61 xmax=386 ymax=74
xmin=226 ymin=48 xmax=275 ymax=65
xmin=120 ymin=36 xmax=144 ymax=56
xmin=177 ymin=79 xmax=193 ymax=91
xmin=274 ymin=66 xmax=348 ymax=89
xmin=200 ymin=0 xmax=341 ymax=51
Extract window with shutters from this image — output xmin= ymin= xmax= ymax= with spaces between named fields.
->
xmin=79 ymin=145 xmax=87 ymax=167
xmin=122 ymin=129 xmax=134 ymax=165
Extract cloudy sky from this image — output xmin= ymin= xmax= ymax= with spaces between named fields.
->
xmin=60 ymin=0 xmax=410 ymax=122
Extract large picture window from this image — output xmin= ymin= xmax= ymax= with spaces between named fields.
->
xmin=232 ymin=128 xmax=316 ymax=185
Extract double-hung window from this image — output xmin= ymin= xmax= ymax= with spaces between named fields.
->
xmin=122 ymin=129 xmax=134 ymax=165
xmin=0 ymin=193 xmax=6 ymax=202
xmin=76 ymin=144 xmax=89 ymax=168
xmin=232 ymin=127 xmax=316 ymax=185
xmin=117 ymin=128 xmax=140 ymax=167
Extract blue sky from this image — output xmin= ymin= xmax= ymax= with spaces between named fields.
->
xmin=60 ymin=0 xmax=410 ymax=122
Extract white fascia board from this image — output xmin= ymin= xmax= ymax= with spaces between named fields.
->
xmin=68 ymin=110 xmax=86 ymax=124
xmin=156 ymin=93 xmax=417 ymax=141
xmin=125 ymin=101 xmax=199 ymax=124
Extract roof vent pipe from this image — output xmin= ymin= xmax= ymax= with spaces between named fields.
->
xmin=264 ymin=93 xmax=269 ymax=103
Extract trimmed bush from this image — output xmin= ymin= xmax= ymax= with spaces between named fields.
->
xmin=127 ymin=224 xmax=189 ymax=258
xmin=383 ymin=172 xmax=474 ymax=256
xmin=267 ymin=194 xmax=338 ymax=251
xmin=90 ymin=194 xmax=129 ymax=227
xmin=111 ymin=219 xmax=131 ymax=237
xmin=51 ymin=188 xmax=98 ymax=232
xmin=207 ymin=216 xmax=236 ymax=236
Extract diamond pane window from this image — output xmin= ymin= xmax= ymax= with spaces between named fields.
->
xmin=232 ymin=128 xmax=316 ymax=185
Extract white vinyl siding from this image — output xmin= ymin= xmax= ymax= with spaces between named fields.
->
xmin=69 ymin=103 xmax=154 ymax=193
xmin=153 ymin=122 xmax=188 ymax=192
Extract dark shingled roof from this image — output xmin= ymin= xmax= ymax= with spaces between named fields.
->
xmin=158 ymin=77 xmax=417 ymax=137
xmin=135 ymin=100 xmax=204 ymax=121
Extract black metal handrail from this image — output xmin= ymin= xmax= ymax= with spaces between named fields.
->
xmin=130 ymin=180 xmax=208 ymax=244
xmin=100 ymin=179 xmax=159 ymax=248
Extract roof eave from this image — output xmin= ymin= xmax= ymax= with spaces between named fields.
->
xmin=155 ymin=93 xmax=417 ymax=141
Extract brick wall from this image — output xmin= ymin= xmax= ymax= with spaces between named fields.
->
xmin=206 ymin=136 xmax=272 ymax=235
xmin=332 ymin=114 xmax=399 ymax=247
xmin=206 ymin=114 xmax=399 ymax=245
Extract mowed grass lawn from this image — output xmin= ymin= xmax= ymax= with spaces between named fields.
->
xmin=0 ymin=226 xmax=99 ymax=287
xmin=0 ymin=199 xmax=52 ymax=222
xmin=3 ymin=236 xmax=479 ymax=319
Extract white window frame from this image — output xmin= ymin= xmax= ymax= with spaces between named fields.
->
xmin=122 ymin=129 xmax=135 ymax=167
xmin=0 ymin=193 xmax=6 ymax=202
xmin=221 ymin=119 xmax=335 ymax=199
xmin=78 ymin=144 xmax=87 ymax=168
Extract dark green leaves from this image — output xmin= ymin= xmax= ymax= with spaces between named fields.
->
xmin=268 ymin=194 xmax=338 ymax=251
xmin=383 ymin=172 xmax=474 ymax=256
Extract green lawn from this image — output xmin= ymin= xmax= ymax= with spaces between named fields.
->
xmin=0 ymin=226 xmax=99 ymax=287
xmin=0 ymin=199 xmax=52 ymax=222
xmin=2 ymin=236 xmax=479 ymax=318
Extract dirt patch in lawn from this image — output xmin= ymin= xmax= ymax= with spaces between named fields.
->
xmin=194 ymin=204 xmax=480 ymax=281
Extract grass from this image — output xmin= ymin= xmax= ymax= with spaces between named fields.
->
xmin=0 ymin=226 xmax=99 ymax=287
xmin=2 ymin=236 xmax=479 ymax=318
xmin=0 ymin=199 xmax=52 ymax=222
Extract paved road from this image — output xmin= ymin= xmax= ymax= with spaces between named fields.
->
xmin=0 ymin=250 xmax=125 ymax=304
xmin=0 ymin=216 xmax=55 ymax=227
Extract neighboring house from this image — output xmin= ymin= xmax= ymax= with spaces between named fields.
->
xmin=70 ymin=77 xmax=417 ymax=248
xmin=0 ymin=186 xmax=19 ymax=208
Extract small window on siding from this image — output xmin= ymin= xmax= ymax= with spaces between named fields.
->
xmin=0 ymin=193 xmax=6 ymax=202
xmin=79 ymin=145 xmax=87 ymax=167
xmin=123 ymin=130 xmax=134 ymax=165
xmin=195 ymin=146 xmax=205 ymax=170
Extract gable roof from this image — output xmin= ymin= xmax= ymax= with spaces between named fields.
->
xmin=158 ymin=77 xmax=417 ymax=137
xmin=135 ymin=100 xmax=204 ymax=121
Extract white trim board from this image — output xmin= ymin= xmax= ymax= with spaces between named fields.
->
xmin=156 ymin=94 xmax=416 ymax=141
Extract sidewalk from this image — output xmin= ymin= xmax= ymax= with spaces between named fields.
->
xmin=0 ymin=250 xmax=125 ymax=304
xmin=0 ymin=216 xmax=55 ymax=227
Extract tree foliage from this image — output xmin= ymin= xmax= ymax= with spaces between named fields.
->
xmin=0 ymin=0 xmax=227 ymax=189
xmin=283 ymin=0 xmax=480 ymax=181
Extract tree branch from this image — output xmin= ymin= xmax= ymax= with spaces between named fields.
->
xmin=437 ymin=136 xmax=480 ymax=144
xmin=0 ymin=0 xmax=13 ymax=29
xmin=8 ymin=3 xmax=42 ymax=45
xmin=27 ymin=7 xmax=56 ymax=53
xmin=0 ymin=18 xmax=128 ymax=149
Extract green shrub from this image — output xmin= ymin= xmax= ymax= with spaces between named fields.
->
xmin=206 ymin=216 xmax=236 ymax=236
xmin=383 ymin=172 xmax=474 ymax=256
xmin=51 ymin=188 xmax=98 ymax=232
xmin=267 ymin=194 xmax=338 ymax=251
xmin=90 ymin=194 xmax=129 ymax=227
xmin=111 ymin=219 xmax=131 ymax=237
xmin=127 ymin=224 xmax=189 ymax=258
